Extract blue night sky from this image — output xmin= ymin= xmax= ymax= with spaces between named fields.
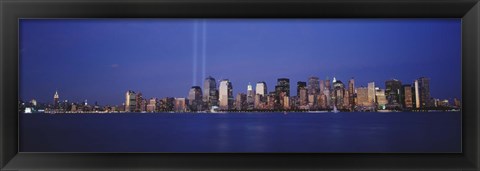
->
xmin=19 ymin=19 xmax=461 ymax=105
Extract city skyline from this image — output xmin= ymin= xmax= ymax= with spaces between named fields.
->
xmin=20 ymin=19 xmax=461 ymax=105
xmin=20 ymin=75 xmax=461 ymax=114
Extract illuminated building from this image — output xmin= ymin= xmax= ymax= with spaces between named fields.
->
xmin=385 ymin=79 xmax=403 ymax=106
xmin=367 ymin=82 xmax=376 ymax=104
xmin=53 ymin=90 xmax=59 ymax=109
xmin=188 ymin=86 xmax=203 ymax=111
xmin=402 ymin=84 xmax=413 ymax=108
xmin=235 ymin=93 xmax=247 ymax=111
xmin=174 ymin=98 xmax=187 ymax=112
xmin=276 ymin=78 xmax=290 ymax=97
xmin=203 ymin=76 xmax=218 ymax=109
xmin=417 ymin=77 xmax=431 ymax=108
xmin=247 ymin=83 xmax=255 ymax=110
xmin=146 ymin=98 xmax=157 ymax=112
xmin=414 ymin=80 xmax=420 ymax=108
xmin=135 ymin=92 xmax=144 ymax=112
xmin=348 ymin=78 xmax=355 ymax=109
xmin=307 ymin=77 xmax=319 ymax=96
xmin=299 ymin=87 xmax=308 ymax=107
xmin=219 ymin=79 xmax=233 ymax=110
xmin=255 ymin=81 xmax=267 ymax=96
xmin=297 ymin=81 xmax=306 ymax=97
xmin=125 ymin=90 xmax=136 ymax=112
xmin=159 ymin=97 xmax=175 ymax=111
xmin=375 ymin=88 xmax=388 ymax=109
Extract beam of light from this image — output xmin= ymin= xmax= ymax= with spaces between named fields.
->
xmin=202 ymin=19 xmax=207 ymax=81
xmin=192 ymin=20 xmax=198 ymax=86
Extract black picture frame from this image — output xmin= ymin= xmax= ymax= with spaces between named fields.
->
xmin=1 ymin=0 xmax=479 ymax=170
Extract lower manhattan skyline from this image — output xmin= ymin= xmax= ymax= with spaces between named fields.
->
xmin=20 ymin=19 xmax=461 ymax=106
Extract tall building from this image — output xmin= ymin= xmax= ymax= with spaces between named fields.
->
xmin=298 ymin=87 xmax=308 ymax=107
xmin=246 ymin=83 xmax=255 ymax=110
xmin=125 ymin=90 xmax=136 ymax=112
xmin=402 ymin=84 xmax=413 ymax=108
xmin=375 ymin=88 xmax=388 ymax=109
xmin=348 ymin=78 xmax=355 ymax=108
xmin=135 ymin=92 xmax=144 ymax=112
xmin=188 ymin=86 xmax=203 ymax=111
xmin=203 ymin=76 xmax=218 ymax=109
xmin=332 ymin=79 xmax=345 ymax=107
xmin=414 ymin=80 xmax=420 ymax=108
xmin=385 ymin=79 xmax=403 ymax=106
xmin=276 ymin=78 xmax=290 ymax=97
xmin=235 ymin=93 xmax=247 ymax=111
xmin=367 ymin=82 xmax=376 ymax=104
xmin=297 ymin=81 xmax=307 ymax=97
xmin=219 ymin=79 xmax=233 ymax=110
xmin=255 ymin=81 xmax=267 ymax=96
xmin=417 ymin=77 xmax=431 ymax=108
xmin=307 ymin=77 xmax=320 ymax=96
xmin=53 ymin=90 xmax=59 ymax=109
xmin=325 ymin=77 xmax=331 ymax=92
xmin=356 ymin=87 xmax=369 ymax=107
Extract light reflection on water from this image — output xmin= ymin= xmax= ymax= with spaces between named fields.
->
xmin=20 ymin=112 xmax=461 ymax=153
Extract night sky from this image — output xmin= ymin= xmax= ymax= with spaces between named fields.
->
xmin=19 ymin=19 xmax=461 ymax=105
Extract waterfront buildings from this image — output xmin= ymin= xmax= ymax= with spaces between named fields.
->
xmin=25 ymin=75 xmax=454 ymax=113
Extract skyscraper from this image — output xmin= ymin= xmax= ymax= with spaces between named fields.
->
xmin=125 ymin=90 xmax=136 ymax=112
xmin=307 ymin=77 xmax=320 ymax=96
xmin=356 ymin=87 xmax=369 ymax=107
xmin=297 ymin=81 xmax=306 ymax=97
xmin=367 ymin=82 xmax=376 ymax=104
xmin=188 ymin=86 xmax=203 ymax=111
xmin=385 ymin=79 xmax=403 ymax=106
xmin=402 ymin=84 xmax=413 ymax=108
xmin=203 ymin=76 xmax=218 ymax=109
xmin=414 ymin=80 xmax=420 ymax=108
xmin=276 ymin=78 xmax=290 ymax=97
xmin=135 ymin=92 xmax=143 ymax=112
xmin=275 ymin=78 xmax=290 ymax=109
xmin=348 ymin=78 xmax=355 ymax=109
xmin=375 ymin=88 xmax=388 ymax=109
xmin=247 ymin=83 xmax=255 ymax=110
xmin=417 ymin=77 xmax=431 ymax=108
xmin=219 ymin=79 xmax=233 ymax=110
xmin=53 ymin=90 xmax=59 ymax=109
xmin=255 ymin=81 xmax=267 ymax=96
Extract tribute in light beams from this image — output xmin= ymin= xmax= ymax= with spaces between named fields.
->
xmin=192 ymin=20 xmax=208 ymax=86
xmin=192 ymin=20 xmax=199 ymax=86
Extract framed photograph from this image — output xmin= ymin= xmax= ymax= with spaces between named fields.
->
xmin=1 ymin=0 xmax=479 ymax=170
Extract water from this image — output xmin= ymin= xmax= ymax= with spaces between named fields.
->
xmin=19 ymin=112 xmax=461 ymax=153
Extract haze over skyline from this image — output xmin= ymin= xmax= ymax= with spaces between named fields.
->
xmin=20 ymin=19 xmax=461 ymax=105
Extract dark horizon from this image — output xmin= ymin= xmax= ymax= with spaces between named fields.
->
xmin=19 ymin=19 xmax=461 ymax=105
